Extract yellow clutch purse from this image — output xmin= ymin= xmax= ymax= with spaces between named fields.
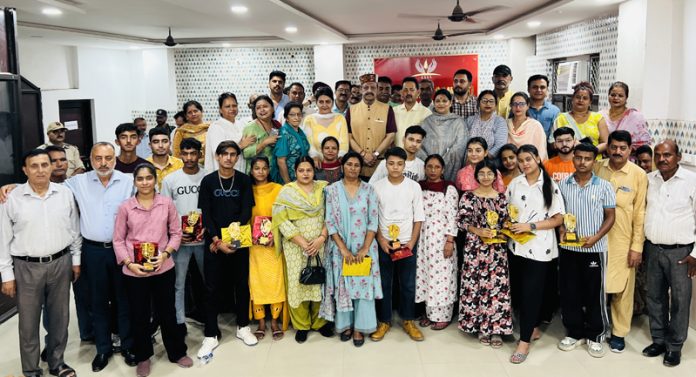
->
xmin=221 ymin=222 xmax=252 ymax=248
xmin=342 ymin=256 xmax=371 ymax=276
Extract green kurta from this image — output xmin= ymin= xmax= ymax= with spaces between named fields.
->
xmin=242 ymin=120 xmax=275 ymax=173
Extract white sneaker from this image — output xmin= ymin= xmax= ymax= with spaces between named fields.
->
xmin=197 ymin=336 xmax=219 ymax=358
xmin=587 ymin=340 xmax=606 ymax=358
xmin=236 ymin=326 xmax=259 ymax=346
xmin=558 ymin=337 xmax=586 ymax=351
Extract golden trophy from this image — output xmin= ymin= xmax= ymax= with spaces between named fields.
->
xmin=388 ymin=224 xmax=401 ymax=250
xmin=564 ymin=214 xmax=578 ymax=242
xmin=139 ymin=242 xmax=157 ymax=272
xmin=184 ymin=211 xmax=200 ymax=234
xmin=500 ymin=204 xmax=536 ymax=245
xmin=509 ymin=204 xmax=520 ymax=223
xmin=486 ymin=210 xmax=499 ymax=237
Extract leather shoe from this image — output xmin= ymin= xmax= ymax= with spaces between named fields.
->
xmin=92 ymin=353 xmax=112 ymax=372
xmin=121 ymin=349 xmax=137 ymax=367
xmin=663 ymin=351 xmax=681 ymax=367
xmin=642 ymin=343 xmax=666 ymax=357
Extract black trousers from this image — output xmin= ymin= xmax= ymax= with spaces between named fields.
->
xmin=123 ymin=268 xmax=186 ymax=363
xmin=514 ymin=255 xmax=551 ymax=343
xmin=203 ymin=247 xmax=250 ymax=337
xmin=559 ymin=249 xmax=608 ymax=342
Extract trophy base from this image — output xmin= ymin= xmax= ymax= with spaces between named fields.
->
xmin=389 ymin=241 xmax=401 ymax=250
xmin=142 ymin=262 xmax=155 ymax=272
xmin=565 ymin=232 xmax=578 ymax=242
xmin=231 ymin=240 xmax=241 ymax=249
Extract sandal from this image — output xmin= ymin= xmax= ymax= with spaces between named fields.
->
xmin=490 ymin=335 xmax=503 ymax=349
xmin=49 ymin=363 xmax=77 ymax=377
xmin=430 ymin=322 xmax=449 ymax=331
xmin=478 ymin=333 xmax=491 ymax=345
xmin=340 ymin=329 xmax=353 ymax=342
xmin=254 ymin=327 xmax=266 ymax=341
xmin=510 ymin=352 xmax=528 ymax=364
xmin=272 ymin=329 xmax=284 ymax=341
xmin=418 ymin=317 xmax=432 ymax=328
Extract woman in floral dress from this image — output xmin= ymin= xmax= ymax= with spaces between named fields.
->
xmin=415 ymin=154 xmax=458 ymax=330
xmin=457 ymin=159 xmax=513 ymax=348
xmin=320 ymin=151 xmax=382 ymax=347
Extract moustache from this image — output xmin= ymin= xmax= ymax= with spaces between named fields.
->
xmin=496 ymin=81 xmax=506 ymax=85
xmin=612 ymin=154 xmax=622 ymax=158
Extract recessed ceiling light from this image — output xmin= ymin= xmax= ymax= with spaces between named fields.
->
xmin=222 ymin=43 xmax=231 ymax=47
xmin=527 ymin=21 xmax=541 ymax=28
xmin=285 ymin=26 xmax=298 ymax=33
xmin=42 ymin=7 xmax=63 ymax=16
xmin=230 ymin=5 xmax=248 ymax=14
xmin=493 ymin=34 xmax=505 ymax=40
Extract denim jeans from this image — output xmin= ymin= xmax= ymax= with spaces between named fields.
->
xmin=376 ymin=244 xmax=418 ymax=323
xmin=174 ymin=244 xmax=205 ymax=324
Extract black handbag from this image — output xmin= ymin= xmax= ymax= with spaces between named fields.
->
xmin=299 ymin=255 xmax=326 ymax=285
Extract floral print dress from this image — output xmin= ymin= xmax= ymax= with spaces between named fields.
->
xmin=457 ymin=191 xmax=513 ymax=336
xmin=415 ymin=184 xmax=459 ymax=322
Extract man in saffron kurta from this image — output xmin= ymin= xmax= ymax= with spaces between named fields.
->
xmin=346 ymin=73 xmax=397 ymax=179
xmin=594 ymin=131 xmax=647 ymax=353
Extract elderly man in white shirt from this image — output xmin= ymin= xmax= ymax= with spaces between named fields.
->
xmin=642 ymin=140 xmax=696 ymax=368
xmin=0 ymin=149 xmax=81 ymax=377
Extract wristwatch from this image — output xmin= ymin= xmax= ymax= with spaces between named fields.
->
xmin=373 ymin=151 xmax=380 ymax=158
xmin=530 ymin=223 xmax=537 ymax=231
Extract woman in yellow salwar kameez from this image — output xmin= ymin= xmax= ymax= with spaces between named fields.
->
xmin=248 ymin=156 xmax=289 ymax=340
xmin=272 ymin=157 xmax=335 ymax=343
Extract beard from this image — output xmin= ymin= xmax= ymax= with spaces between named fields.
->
xmin=453 ymin=86 xmax=467 ymax=96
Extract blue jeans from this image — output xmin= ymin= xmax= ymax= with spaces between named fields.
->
xmin=376 ymin=245 xmax=417 ymax=323
xmin=174 ymin=244 xmax=205 ymax=324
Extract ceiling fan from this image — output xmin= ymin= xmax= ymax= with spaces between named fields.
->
xmin=399 ymin=1 xmax=506 ymax=23
xmin=431 ymin=21 xmax=483 ymax=41
xmin=163 ymin=27 xmax=177 ymax=47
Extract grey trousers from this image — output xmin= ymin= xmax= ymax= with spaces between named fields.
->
xmin=15 ymin=253 xmax=72 ymax=376
xmin=644 ymin=241 xmax=693 ymax=352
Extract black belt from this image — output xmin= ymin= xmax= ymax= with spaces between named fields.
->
xmin=83 ymin=238 xmax=113 ymax=248
xmin=648 ymin=241 xmax=694 ymax=250
xmin=13 ymin=248 xmax=69 ymax=263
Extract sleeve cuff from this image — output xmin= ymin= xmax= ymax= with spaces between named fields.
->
xmin=1 ymin=269 xmax=15 ymax=282
xmin=71 ymin=255 xmax=81 ymax=266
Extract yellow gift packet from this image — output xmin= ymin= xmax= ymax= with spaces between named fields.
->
xmin=342 ymin=256 xmax=371 ymax=276
xmin=499 ymin=229 xmax=536 ymax=245
xmin=221 ymin=222 xmax=252 ymax=248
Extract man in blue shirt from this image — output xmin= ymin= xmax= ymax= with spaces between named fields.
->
xmin=527 ymin=74 xmax=561 ymax=139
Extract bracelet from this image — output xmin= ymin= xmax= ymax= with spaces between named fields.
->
xmin=162 ymin=250 xmax=171 ymax=258
xmin=125 ymin=261 xmax=132 ymax=268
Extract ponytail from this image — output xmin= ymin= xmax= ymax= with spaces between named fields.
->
xmin=517 ymin=144 xmax=553 ymax=209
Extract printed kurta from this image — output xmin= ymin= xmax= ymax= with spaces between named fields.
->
xmin=320 ymin=181 xmax=383 ymax=322
xmin=271 ymin=123 xmax=310 ymax=183
xmin=415 ymin=184 xmax=459 ymax=321
xmin=456 ymin=191 xmax=513 ymax=336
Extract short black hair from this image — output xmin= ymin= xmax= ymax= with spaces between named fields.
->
xmin=180 ymin=137 xmax=202 ymax=152
xmin=269 ymin=70 xmax=286 ymax=82
xmin=474 ymin=159 xmax=499 ymax=184
xmin=335 ymin=80 xmax=351 ymax=91
xmin=384 ymin=147 xmax=407 ymax=161
xmin=23 ymin=148 xmax=50 ymax=166
xmin=404 ymin=125 xmax=427 ymax=139
xmin=553 ymin=127 xmax=575 ymax=139
xmin=350 ymin=84 xmax=360 ymax=90
xmin=527 ymin=74 xmax=550 ymax=87
xmin=433 ymin=88 xmax=452 ymax=101
xmin=217 ymin=92 xmax=238 ymax=108
xmin=312 ymin=81 xmax=328 ymax=94
xmin=216 ymin=140 xmax=241 ymax=155
xmin=283 ymin=101 xmax=304 ymax=118
xmin=341 ymin=151 xmax=364 ymax=168
xmin=635 ymin=145 xmax=653 ymax=157
xmin=454 ymin=69 xmax=473 ymax=82
xmin=133 ymin=117 xmax=145 ymax=123
xmin=573 ymin=142 xmax=599 ymax=157
xmin=149 ymin=127 xmax=169 ymax=140
xmin=44 ymin=145 xmax=66 ymax=157
xmin=477 ymin=90 xmax=498 ymax=105
xmin=321 ymin=136 xmax=339 ymax=149
xmin=402 ymin=76 xmax=418 ymax=87
xmin=183 ymin=100 xmax=203 ymax=114
xmin=467 ymin=136 xmax=488 ymax=151
xmin=608 ymin=130 xmax=632 ymax=146
xmin=392 ymin=84 xmax=402 ymax=92
xmin=115 ymin=122 xmax=139 ymax=138
xmin=174 ymin=111 xmax=185 ymax=121
xmin=378 ymin=76 xmax=392 ymax=85
xmin=289 ymin=82 xmax=305 ymax=91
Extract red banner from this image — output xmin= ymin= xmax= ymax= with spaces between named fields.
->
xmin=374 ymin=54 xmax=479 ymax=96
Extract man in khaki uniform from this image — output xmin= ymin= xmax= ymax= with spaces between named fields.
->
xmin=594 ymin=130 xmax=647 ymax=353
xmin=346 ymin=73 xmax=397 ymax=180
xmin=39 ymin=122 xmax=85 ymax=177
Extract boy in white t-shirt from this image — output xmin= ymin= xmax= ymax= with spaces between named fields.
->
xmin=370 ymin=147 xmax=426 ymax=342
xmin=369 ymin=125 xmax=426 ymax=183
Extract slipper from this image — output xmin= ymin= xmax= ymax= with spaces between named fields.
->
xmin=510 ymin=352 xmax=528 ymax=364
xmin=254 ymin=328 xmax=266 ymax=341
xmin=491 ymin=335 xmax=503 ymax=349
xmin=340 ymin=329 xmax=353 ymax=342
xmin=418 ymin=317 xmax=432 ymax=328
xmin=272 ymin=329 xmax=284 ymax=341
xmin=478 ymin=333 xmax=491 ymax=346
xmin=430 ymin=322 xmax=449 ymax=331
xmin=49 ymin=363 xmax=77 ymax=377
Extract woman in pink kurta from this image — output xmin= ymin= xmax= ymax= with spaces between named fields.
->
xmin=113 ymin=163 xmax=191 ymax=374
xmin=506 ymin=92 xmax=548 ymax=161
xmin=600 ymin=81 xmax=652 ymax=156
xmin=455 ymin=137 xmax=505 ymax=193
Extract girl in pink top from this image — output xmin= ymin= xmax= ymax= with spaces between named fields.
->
xmin=113 ymin=163 xmax=191 ymax=375
xmin=455 ymin=137 xmax=506 ymax=193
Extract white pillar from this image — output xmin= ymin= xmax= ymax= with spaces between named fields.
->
xmin=313 ymin=44 xmax=345 ymax=89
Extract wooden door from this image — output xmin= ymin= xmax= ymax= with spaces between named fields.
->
xmin=58 ymin=99 xmax=93 ymax=169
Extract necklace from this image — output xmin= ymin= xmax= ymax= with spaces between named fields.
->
xmin=218 ymin=171 xmax=235 ymax=193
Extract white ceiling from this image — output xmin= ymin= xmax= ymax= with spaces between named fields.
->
xmin=3 ymin=0 xmax=624 ymax=49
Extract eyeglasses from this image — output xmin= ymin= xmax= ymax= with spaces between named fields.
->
xmin=453 ymin=79 xmax=468 ymax=84
xmin=480 ymin=99 xmax=496 ymax=105
xmin=287 ymin=113 xmax=303 ymax=118
xmin=511 ymin=102 xmax=527 ymax=108
xmin=477 ymin=172 xmax=496 ymax=178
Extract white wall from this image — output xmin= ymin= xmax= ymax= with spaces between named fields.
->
xmin=18 ymin=41 xmax=77 ymax=90
xmin=616 ymin=0 xmax=647 ymax=108
xmin=313 ymin=44 xmax=344 ymax=89
xmin=507 ymin=37 xmax=535 ymax=94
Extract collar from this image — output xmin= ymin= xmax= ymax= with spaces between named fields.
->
xmin=519 ymin=171 xmax=544 ymax=187
xmin=20 ymin=182 xmax=60 ymax=197
xmin=127 ymin=193 xmax=167 ymax=210
xmin=600 ymin=158 xmax=630 ymax=174
xmin=398 ymin=102 xmax=423 ymax=112
xmin=566 ymin=172 xmax=600 ymax=186
xmin=653 ymin=165 xmax=688 ymax=182
xmin=88 ymin=169 xmax=122 ymax=184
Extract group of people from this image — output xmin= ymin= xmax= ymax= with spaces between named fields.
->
xmin=1 ymin=64 xmax=694 ymax=377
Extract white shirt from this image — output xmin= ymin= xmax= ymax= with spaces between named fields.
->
xmin=371 ymin=176 xmax=425 ymax=243
xmin=393 ymin=102 xmax=432 ymax=148
xmin=644 ymin=166 xmax=696 ymax=257
xmin=205 ymin=117 xmax=246 ymax=173
xmin=0 ymin=183 xmax=82 ymax=282
xmin=506 ymin=173 xmax=565 ymax=261
xmin=369 ymin=158 xmax=425 ymax=184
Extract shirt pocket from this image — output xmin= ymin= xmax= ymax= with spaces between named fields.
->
xmin=615 ymin=186 xmax=635 ymax=209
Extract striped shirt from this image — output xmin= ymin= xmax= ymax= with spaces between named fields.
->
xmin=558 ymin=173 xmax=616 ymax=253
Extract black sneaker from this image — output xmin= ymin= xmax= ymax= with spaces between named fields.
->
xmin=295 ymin=330 xmax=309 ymax=343
xmin=608 ymin=335 xmax=625 ymax=353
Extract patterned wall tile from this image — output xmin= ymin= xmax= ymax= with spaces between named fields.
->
xmin=647 ymin=119 xmax=696 ymax=155
xmin=343 ymin=40 xmax=509 ymax=92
